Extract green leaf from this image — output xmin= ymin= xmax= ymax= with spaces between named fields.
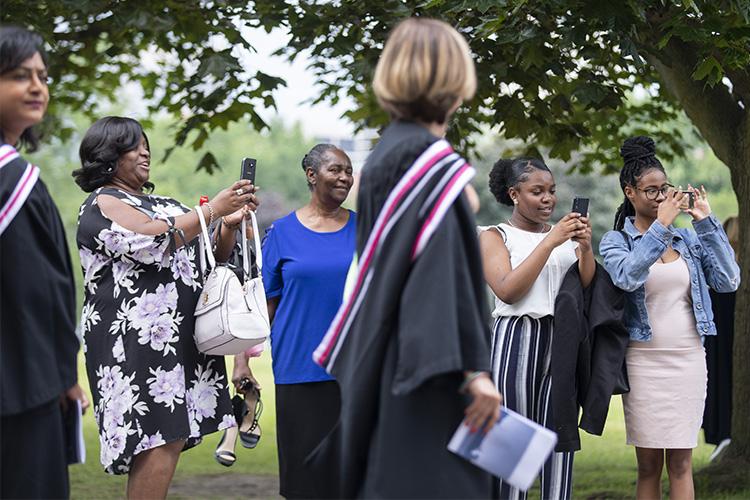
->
xmin=691 ymin=55 xmax=724 ymax=85
xmin=196 ymin=151 xmax=221 ymax=174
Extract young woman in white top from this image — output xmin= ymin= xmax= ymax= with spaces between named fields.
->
xmin=479 ymin=158 xmax=595 ymax=500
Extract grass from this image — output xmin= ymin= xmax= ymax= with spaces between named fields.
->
xmin=70 ymin=353 xmax=749 ymax=499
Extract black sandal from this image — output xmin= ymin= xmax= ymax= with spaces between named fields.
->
xmin=238 ymin=385 xmax=263 ymax=449
xmin=214 ymin=426 xmax=238 ymax=466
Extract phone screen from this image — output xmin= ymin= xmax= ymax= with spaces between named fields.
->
xmin=241 ymin=158 xmax=257 ymax=184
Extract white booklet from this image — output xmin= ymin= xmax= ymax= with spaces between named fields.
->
xmin=448 ymin=406 xmax=557 ymax=491
xmin=64 ymin=399 xmax=86 ymax=465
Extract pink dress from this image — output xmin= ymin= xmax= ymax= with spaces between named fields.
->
xmin=623 ymin=257 xmax=707 ymax=448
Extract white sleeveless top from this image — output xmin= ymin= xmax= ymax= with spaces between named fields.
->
xmin=490 ymin=223 xmax=578 ymax=319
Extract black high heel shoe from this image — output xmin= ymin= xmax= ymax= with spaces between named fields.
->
xmin=214 ymin=425 xmax=239 ymax=466
xmin=238 ymin=384 xmax=263 ymax=449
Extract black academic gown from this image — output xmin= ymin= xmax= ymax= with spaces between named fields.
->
xmin=0 ymin=148 xmax=79 ymax=498
xmin=551 ymin=263 xmax=629 ymax=452
xmin=702 ymin=289 xmax=734 ymax=445
xmin=0 ymin=152 xmax=79 ymax=414
xmin=308 ymin=121 xmax=492 ymax=499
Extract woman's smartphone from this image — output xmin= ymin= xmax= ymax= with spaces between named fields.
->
xmin=240 ymin=157 xmax=257 ymax=184
xmin=571 ymin=196 xmax=589 ymax=217
xmin=680 ymin=191 xmax=695 ymax=209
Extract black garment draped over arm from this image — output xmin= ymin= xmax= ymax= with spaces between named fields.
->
xmin=307 ymin=121 xmax=492 ymax=498
xmin=551 ymin=262 xmax=628 ymax=452
xmin=1 ymin=155 xmax=79 ymax=415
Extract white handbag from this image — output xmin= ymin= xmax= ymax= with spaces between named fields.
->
xmin=193 ymin=207 xmax=270 ymax=355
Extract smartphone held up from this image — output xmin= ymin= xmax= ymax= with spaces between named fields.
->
xmin=571 ymin=196 xmax=589 ymax=217
xmin=241 ymin=157 xmax=257 ymax=185
xmin=680 ymin=190 xmax=695 ymax=210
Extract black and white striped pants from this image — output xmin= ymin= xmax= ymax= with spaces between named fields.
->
xmin=491 ymin=315 xmax=574 ymax=500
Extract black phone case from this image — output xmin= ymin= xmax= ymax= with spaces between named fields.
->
xmin=572 ymin=197 xmax=589 ymax=215
xmin=682 ymin=191 xmax=695 ymax=209
xmin=241 ymin=158 xmax=257 ymax=184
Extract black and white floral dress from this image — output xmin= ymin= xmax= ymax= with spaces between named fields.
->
xmin=76 ymin=187 xmax=234 ymax=474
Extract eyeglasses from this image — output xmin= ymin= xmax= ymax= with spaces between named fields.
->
xmin=634 ymin=183 xmax=674 ymax=200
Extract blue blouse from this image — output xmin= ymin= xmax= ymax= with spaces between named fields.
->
xmin=262 ymin=210 xmax=356 ymax=384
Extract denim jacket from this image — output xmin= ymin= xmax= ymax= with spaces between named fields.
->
xmin=599 ymin=215 xmax=740 ymax=341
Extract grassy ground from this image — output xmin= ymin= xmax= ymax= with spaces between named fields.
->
xmin=70 ymin=352 xmax=749 ymax=499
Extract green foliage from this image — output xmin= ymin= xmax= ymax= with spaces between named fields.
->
xmin=5 ymin=1 xmax=747 ymax=175
xmin=267 ymin=0 xmax=749 ymax=173
xmin=2 ymin=0 xmax=286 ymax=172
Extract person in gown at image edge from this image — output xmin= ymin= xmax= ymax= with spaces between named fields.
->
xmin=479 ymin=157 xmax=595 ymax=500
xmin=308 ymin=17 xmax=503 ymax=499
xmin=599 ymin=136 xmax=740 ymax=500
xmin=0 ymin=25 xmax=89 ymax=499
xmin=233 ymin=144 xmax=356 ymax=499
xmin=702 ymin=215 xmax=739 ymax=457
xmin=72 ymin=116 xmax=258 ymax=499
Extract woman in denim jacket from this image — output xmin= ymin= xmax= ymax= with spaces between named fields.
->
xmin=599 ymin=136 xmax=740 ymax=500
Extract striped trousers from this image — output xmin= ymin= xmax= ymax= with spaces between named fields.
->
xmin=491 ymin=315 xmax=574 ymax=500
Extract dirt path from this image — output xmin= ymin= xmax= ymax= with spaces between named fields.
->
xmin=169 ymin=474 xmax=281 ymax=499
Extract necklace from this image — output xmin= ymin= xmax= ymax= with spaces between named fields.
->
xmin=507 ymin=218 xmax=546 ymax=233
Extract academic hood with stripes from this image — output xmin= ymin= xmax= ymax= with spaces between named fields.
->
xmin=307 ymin=120 xmax=492 ymax=498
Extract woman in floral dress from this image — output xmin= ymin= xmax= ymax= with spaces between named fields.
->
xmin=73 ymin=116 xmax=257 ymax=498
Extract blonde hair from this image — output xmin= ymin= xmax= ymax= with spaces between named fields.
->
xmin=373 ymin=17 xmax=476 ymax=124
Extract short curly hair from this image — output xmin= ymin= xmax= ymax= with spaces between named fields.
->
xmin=489 ymin=157 xmax=551 ymax=206
xmin=301 ymin=143 xmax=342 ymax=190
xmin=73 ymin=116 xmax=153 ymax=193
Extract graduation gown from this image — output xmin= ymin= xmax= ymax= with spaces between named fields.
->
xmin=702 ymin=289 xmax=734 ymax=445
xmin=310 ymin=121 xmax=492 ymax=498
xmin=0 ymin=144 xmax=79 ymax=416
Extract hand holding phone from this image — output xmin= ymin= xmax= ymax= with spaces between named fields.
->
xmin=571 ymin=196 xmax=589 ymax=217
xmin=240 ymin=158 xmax=257 ymax=185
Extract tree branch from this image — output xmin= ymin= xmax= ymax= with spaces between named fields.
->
xmin=644 ymin=37 xmax=744 ymax=168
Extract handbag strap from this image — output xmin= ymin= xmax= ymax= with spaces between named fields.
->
xmin=196 ymin=205 xmax=216 ymax=275
xmin=196 ymin=206 xmax=261 ymax=279
xmin=249 ymin=210 xmax=263 ymax=271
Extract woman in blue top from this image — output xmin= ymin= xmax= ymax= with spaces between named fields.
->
xmin=233 ymin=143 xmax=355 ymax=499
xmin=599 ymin=136 xmax=740 ymax=500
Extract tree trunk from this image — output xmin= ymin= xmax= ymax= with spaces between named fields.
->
xmin=727 ymin=120 xmax=750 ymax=462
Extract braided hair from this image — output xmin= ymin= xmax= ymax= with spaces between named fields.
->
xmin=488 ymin=157 xmax=551 ymax=206
xmin=301 ymin=143 xmax=339 ymax=190
xmin=613 ymin=136 xmax=666 ymax=230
